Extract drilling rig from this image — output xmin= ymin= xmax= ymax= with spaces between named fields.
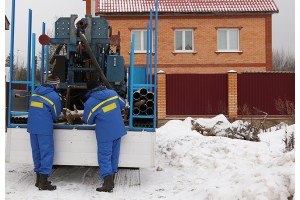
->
xmin=6 ymin=12 xmax=157 ymax=175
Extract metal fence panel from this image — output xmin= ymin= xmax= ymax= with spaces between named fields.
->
xmin=238 ymin=73 xmax=295 ymax=115
xmin=166 ymin=74 xmax=228 ymax=115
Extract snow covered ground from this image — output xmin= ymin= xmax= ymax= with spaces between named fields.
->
xmin=5 ymin=115 xmax=295 ymax=200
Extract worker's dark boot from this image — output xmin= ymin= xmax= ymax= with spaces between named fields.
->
xmin=38 ymin=174 xmax=56 ymax=191
xmin=112 ymin=173 xmax=116 ymax=188
xmin=35 ymin=173 xmax=52 ymax=187
xmin=96 ymin=175 xmax=113 ymax=192
xmin=35 ymin=173 xmax=40 ymax=187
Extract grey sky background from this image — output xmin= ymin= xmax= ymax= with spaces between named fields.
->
xmin=4 ymin=0 xmax=296 ymax=63
xmin=272 ymin=0 xmax=295 ymax=54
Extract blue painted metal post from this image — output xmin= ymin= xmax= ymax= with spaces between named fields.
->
xmin=149 ymin=10 xmax=153 ymax=85
xmin=45 ymin=45 xmax=49 ymax=80
xmin=146 ymin=22 xmax=150 ymax=85
xmin=41 ymin=22 xmax=46 ymax=84
xmin=154 ymin=0 xmax=159 ymax=129
xmin=8 ymin=0 xmax=16 ymax=126
xmin=26 ymin=9 xmax=32 ymax=92
xmin=31 ymin=33 xmax=36 ymax=95
xmin=129 ymin=34 xmax=135 ymax=128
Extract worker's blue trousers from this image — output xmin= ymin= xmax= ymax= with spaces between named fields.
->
xmin=29 ymin=134 xmax=54 ymax=175
xmin=97 ymin=138 xmax=121 ymax=178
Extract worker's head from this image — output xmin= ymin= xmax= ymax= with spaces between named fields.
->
xmin=47 ymin=74 xmax=60 ymax=89
xmin=86 ymin=79 xmax=99 ymax=91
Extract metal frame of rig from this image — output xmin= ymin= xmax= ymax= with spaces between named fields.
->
xmin=8 ymin=7 xmax=158 ymax=131
xmin=6 ymin=0 xmax=159 ymax=168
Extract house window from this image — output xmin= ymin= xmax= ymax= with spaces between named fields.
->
xmin=131 ymin=30 xmax=153 ymax=53
xmin=174 ymin=29 xmax=194 ymax=52
xmin=217 ymin=29 xmax=239 ymax=51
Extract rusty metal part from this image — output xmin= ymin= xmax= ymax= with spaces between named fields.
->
xmin=109 ymin=35 xmax=120 ymax=47
xmin=14 ymin=93 xmax=30 ymax=98
xmin=76 ymin=19 xmax=88 ymax=30
xmin=39 ymin=34 xmax=51 ymax=45
xmin=66 ymin=85 xmax=87 ymax=110
xmin=134 ymin=99 xmax=146 ymax=107
xmin=58 ymin=107 xmax=83 ymax=125
xmin=79 ymin=31 xmax=112 ymax=89
xmin=49 ymin=44 xmax=64 ymax=65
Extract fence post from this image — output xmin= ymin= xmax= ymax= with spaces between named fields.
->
xmin=157 ymin=70 xmax=166 ymax=119
xmin=228 ymin=70 xmax=238 ymax=120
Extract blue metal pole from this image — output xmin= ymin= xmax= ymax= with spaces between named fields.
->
xmin=31 ymin=33 xmax=36 ymax=95
xmin=26 ymin=9 xmax=32 ymax=92
xmin=129 ymin=34 xmax=135 ymax=129
xmin=149 ymin=9 xmax=153 ymax=85
xmin=41 ymin=22 xmax=46 ymax=84
xmin=154 ymin=0 xmax=159 ymax=129
xmin=45 ymin=45 xmax=49 ymax=80
xmin=8 ymin=0 xmax=16 ymax=126
xmin=146 ymin=22 xmax=150 ymax=85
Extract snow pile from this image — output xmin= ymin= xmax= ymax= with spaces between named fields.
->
xmin=155 ymin=115 xmax=295 ymax=199
xmin=5 ymin=114 xmax=295 ymax=200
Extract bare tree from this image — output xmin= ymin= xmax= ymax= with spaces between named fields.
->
xmin=5 ymin=54 xmax=17 ymax=69
xmin=272 ymin=49 xmax=295 ymax=71
xmin=274 ymin=98 xmax=295 ymax=120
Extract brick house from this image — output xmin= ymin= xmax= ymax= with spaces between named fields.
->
xmin=82 ymin=1 xmax=293 ymax=122
xmin=88 ymin=0 xmax=279 ymax=74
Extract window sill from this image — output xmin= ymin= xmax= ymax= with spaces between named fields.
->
xmin=172 ymin=51 xmax=198 ymax=55
xmin=128 ymin=52 xmax=155 ymax=54
xmin=215 ymin=51 xmax=243 ymax=55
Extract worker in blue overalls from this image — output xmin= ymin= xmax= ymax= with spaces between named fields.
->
xmin=83 ymin=80 xmax=127 ymax=192
xmin=27 ymin=74 xmax=62 ymax=191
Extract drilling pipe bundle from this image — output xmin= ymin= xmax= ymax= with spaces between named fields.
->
xmin=132 ymin=88 xmax=154 ymax=128
xmin=133 ymin=88 xmax=154 ymax=116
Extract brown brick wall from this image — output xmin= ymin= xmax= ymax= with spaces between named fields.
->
xmin=265 ymin=15 xmax=273 ymax=71
xmin=104 ymin=14 xmax=272 ymax=73
xmin=228 ymin=71 xmax=238 ymax=119
xmin=157 ymin=71 xmax=166 ymax=119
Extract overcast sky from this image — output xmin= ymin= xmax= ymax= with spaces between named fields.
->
xmin=272 ymin=0 xmax=295 ymax=54
xmin=4 ymin=0 xmax=296 ymax=63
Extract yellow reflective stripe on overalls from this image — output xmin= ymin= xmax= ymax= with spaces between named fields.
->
xmin=118 ymin=97 xmax=125 ymax=104
xmin=32 ymin=94 xmax=57 ymax=115
xmin=102 ymin=102 xmax=117 ymax=113
xmin=30 ymin=101 xmax=43 ymax=108
xmin=87 ymin=95 xmax=119 ymax=122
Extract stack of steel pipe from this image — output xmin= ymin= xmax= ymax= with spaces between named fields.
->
xmin=133 ymin=88 xmax=154 ymax=116
xmin=11 ymin=117 xmax=28 ymax=124
xmin=132 ymin=88 xmax=155 ymax=128
xmin=133 ymin=118 xmax=154 ymax=128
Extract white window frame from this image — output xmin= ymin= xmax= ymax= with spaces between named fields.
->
xmin=131 ymin=29 xmax=154 ymax=53
xmin=174 ymin=29 xmax=194 ymax=53
xmin=217 ymin=28 xmax=240 ymax=52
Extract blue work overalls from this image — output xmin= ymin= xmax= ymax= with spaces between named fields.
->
xmin=27 ymin=84 xmax=61 ymax=175
xmin=83 ymin=87 xmax=127 ymax=178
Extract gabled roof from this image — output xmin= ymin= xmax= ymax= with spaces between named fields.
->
xmin=96 ymin=0 xmax=279 ymax=15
